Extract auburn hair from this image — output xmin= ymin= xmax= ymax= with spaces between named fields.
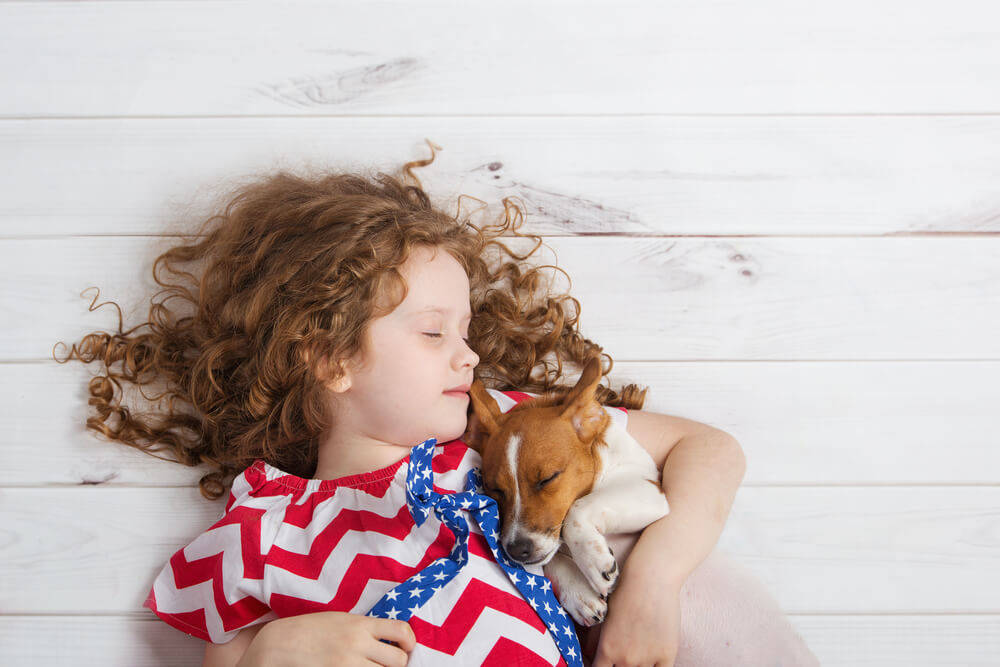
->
xmin=53 ymin=140 xmax=648 ymax=501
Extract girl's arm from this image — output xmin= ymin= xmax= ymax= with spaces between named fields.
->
xmin=202 ymin=625 xmax=262 ymax=667
xmin=201 ymin=611 xmax=415 ymax=667
xmin=616 ymin=408 xmax=746 ymax=583
xmin=586 ymin=411 xmax=746 ymax=665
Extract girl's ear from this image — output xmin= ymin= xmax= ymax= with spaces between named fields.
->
xmin=327 ymin=369 xmax=352 ymax=393
xmin=303 ymin=345 xmax=353 ymax=393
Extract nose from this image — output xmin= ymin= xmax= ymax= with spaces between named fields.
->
xmin=455 ymin=337 xmax=479 ymax=369
xmin=505 ymin=536 xmax=533 ymax=562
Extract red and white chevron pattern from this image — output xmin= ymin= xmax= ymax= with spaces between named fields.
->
xmin=144 ymin=389 xmax=627 ymax=665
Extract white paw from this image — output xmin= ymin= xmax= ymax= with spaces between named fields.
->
xmin=576 ymin=540 xmax=619 ymax=598
xmin=557 ymin=579 xmax=608 ymax=627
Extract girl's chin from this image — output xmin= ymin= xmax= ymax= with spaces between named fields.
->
xmin=435 ymin=416 xmax=469 ymax=444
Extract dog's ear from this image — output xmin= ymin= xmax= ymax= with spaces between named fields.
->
xmin=464 ymin=379 xmax=502 ymax=454
xmin=461 ymin=410 xmax=487 ymax=454
xmin=560 ymin=355 xmax=610 ymax=444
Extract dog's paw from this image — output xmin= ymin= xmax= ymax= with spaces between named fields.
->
xmin=577 ymin=542 xmax=619 ymax=598
xmin=557 ymin=580 xmax=608 ymax=627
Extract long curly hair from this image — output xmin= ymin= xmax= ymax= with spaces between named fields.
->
xmin=53 ymin=140 xmax=648 ymax=501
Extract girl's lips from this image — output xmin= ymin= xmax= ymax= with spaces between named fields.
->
xmin=443 ymin=391 xmax=469 ymax=398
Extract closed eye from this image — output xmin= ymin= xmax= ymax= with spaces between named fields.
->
xmin=423 ymin=333 xmax=471 ymax=342
xmin=537 ymin=471 xmax=561 ymax=489
xmin=483 ymin=483 xmax=504 ymax=499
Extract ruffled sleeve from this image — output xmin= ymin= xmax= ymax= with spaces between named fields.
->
xmin=488 ymin=388 xmax=629 ymax=429
xmin=142 ymin=463 xmax=285 ymax=643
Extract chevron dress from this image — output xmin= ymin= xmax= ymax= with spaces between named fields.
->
xmin=144 ymin=389 xmax=628 ymax=665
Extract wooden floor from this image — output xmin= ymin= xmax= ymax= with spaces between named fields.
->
xmin=1 ymin=1 xmax=999 ymax=664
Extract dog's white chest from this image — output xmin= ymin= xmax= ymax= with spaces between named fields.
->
xmin=593 ymin=419 xmax=661 ymax=488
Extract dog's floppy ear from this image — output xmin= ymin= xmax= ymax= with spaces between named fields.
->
xmin=464 ymin=379 xmax=502 ymax=454
xmin=461 ymin=411 xmax=487 ymax=454
xmin=559 ymin=355 xmax=610 ymax=444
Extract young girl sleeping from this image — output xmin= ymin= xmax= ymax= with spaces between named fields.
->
xmin=55 ymin=142 xmax=818 ymax=666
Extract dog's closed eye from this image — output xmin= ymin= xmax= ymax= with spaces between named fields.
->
xmin=483 ymin=482 xmax=505 ymax=499
xmin=536 ymin=471 xmax=561 ymax=490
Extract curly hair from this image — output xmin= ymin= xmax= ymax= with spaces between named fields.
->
xmin=52 ymin=139 xmax=648 ymax=501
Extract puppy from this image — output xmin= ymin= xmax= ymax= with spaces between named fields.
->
xmin=462 ymin=356 xmax=670 ymax=626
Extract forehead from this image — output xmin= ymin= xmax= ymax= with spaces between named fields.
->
xmin=480 ymin=411 xmax=570 ymax=474
xmin=396 ymin=249 xmax=472 ymax=316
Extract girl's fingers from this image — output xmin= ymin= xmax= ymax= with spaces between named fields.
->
xmin=371 ymin=619 xmax=417 ymax=652
xmin=365 ymin=637 xmax=411 ymax=667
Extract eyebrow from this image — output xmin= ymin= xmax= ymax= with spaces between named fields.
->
xmin=411 ymin=306 xmax=472 ymax=320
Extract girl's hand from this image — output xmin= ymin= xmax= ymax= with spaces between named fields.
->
xmin=236 ymin=611 xmax=416 ymax=667
xmin=581 ymin=570 xmax=681 ymax=667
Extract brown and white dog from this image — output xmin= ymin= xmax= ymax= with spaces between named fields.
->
xmin=462 ymin=356 xmax=670 ymax=626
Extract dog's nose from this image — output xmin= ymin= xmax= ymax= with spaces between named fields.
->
xmin=506 ymin=537 xmax=533 ymax=562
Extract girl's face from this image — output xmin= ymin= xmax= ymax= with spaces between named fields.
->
xmin=329 ymin=245 xmax=480 ymax=456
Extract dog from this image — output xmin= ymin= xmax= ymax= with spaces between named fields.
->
xmin=462 ymin=356 xmax=670 ymax=627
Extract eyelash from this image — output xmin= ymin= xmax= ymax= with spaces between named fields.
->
xmin=423 ymin=332 xmax=470 ymax=342
xmin=538 ymin=471 xmax=561 ymax=489
xmin=483 ymin=483 xmax=504 ymax=498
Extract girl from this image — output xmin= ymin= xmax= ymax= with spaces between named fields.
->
xmin=54 ymin=142 xmax=767 ymax=666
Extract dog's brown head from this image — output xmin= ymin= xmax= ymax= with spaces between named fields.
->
xmin=462 ymin=356 xmax=611 ymax=565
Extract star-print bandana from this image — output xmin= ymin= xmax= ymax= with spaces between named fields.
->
xmin=366 ymin=436 xmax=584 ymax=666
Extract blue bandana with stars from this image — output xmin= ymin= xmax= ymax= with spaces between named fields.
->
xmin=366 ymin=436 xmax=583 ymax=666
